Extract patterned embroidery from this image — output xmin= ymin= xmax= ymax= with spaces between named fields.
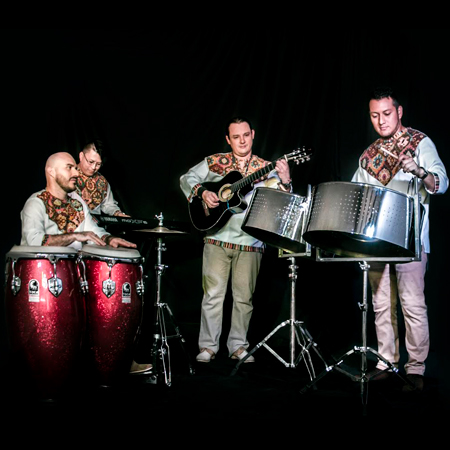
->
xmin=204 ymin=238 xmax=264 ymax=253
xmin=360 ymin=128 xmax=427 ymax=186
xmin=207 ymin=152 xmax=268 ymax=176
xmin=76 ymin=170 xmax=109 ymax=211
xmin=37 ymin=191 xmax=85 ymax=233
xmin=188 ymin=153 xmax=269 ymax=201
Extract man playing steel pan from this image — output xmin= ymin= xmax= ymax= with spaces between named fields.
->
xmin=352 ymin=87 xmax=448 ymax=392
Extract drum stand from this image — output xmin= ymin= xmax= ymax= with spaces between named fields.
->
xmin=298 ymin=261 xmax=407 ymax=408
xmin=138 ymin=213 xmax=195 ymax=386
xmin=231 ymin=256 xmax=329 ymax=381
xmin=300 ymin=182 xmax=422 ymax=412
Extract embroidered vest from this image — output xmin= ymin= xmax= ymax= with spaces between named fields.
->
xmin=207 ymin=152 xmax=268 ymax=176
xmin=190 ymin=153 xmax=268 ymax=199
xmin=37 ymin=191 xmax=85 ymax=233
xmin=360 ymin=128 xmax=427 ymax=186
xmin=76 ymin=171 xmax=109 ymax=211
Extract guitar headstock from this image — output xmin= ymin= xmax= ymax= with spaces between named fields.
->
xmin=284 ymin=147 xmax=312 ymax=165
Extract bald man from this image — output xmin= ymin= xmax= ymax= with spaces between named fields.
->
xmin=20 ymin=152 xmax=152 ymax=375
xmin=20 ymin=152 xmax=135 ymax=249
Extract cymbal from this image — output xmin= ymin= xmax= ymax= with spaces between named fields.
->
xmin=133 ymin=226 xmax=188 ymax=234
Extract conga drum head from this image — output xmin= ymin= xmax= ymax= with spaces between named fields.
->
xmin=7 ymin=245 xmax=78 ymax=258
xmin=303 ymin=182 xmax=420 ymax=258
xmin=79 ymin=244 xmax=142 ymax=261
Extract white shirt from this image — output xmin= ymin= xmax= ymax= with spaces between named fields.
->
xmin=20 ymin=190 xmax=109 ymax=250
xmin=352 ymin=136 xmax=448 ymax=253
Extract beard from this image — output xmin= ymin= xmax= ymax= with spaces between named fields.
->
xmin=56 ymin=174 xmax=77 ymax=193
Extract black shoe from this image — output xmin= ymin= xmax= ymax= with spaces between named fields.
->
xmin=402 ymin=374 xmax=424 ymax=393
xmin=367 ymin=368 xmax=392 ymax=381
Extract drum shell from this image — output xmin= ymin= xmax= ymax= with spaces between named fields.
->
xmin=79 ymin=245 xmax=143 ymax=386
xmin=242 ymin=187 xmax=309 ymax=253
xmin=4 ymin=246 xmax=86 ymax=398
xmin=303 ymin=181 xmax=417 ymax=257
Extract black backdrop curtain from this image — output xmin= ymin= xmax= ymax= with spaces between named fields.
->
xmin=2 ymin=29 xmax=449 ymax=366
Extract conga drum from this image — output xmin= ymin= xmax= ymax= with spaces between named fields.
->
xmin=4 ymin=245 xmax=86 ymax=399
xmin=77 ymin=244 xmax=144 ymax=386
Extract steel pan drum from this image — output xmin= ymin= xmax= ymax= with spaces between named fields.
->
xmin=242 ymin=188 xmax=310 ymax=253
xmin=4 ymin=246 xmax=85 ymax=398
xmin=78 ymin=244 xmax=144 ymax=386
xmin=303 ymin=182 xmax=419 ymax=257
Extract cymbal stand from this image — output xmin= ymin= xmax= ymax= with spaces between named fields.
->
xmin=149 ymin=213 xmax=194 ymax=386
xmin=231 ymin=256 xmax=329 ymax=380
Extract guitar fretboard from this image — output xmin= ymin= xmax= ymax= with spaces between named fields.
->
xmin=231 ymin=161 xmax=276 ymax=193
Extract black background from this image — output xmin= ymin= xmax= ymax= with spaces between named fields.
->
xmin=1 ymin=29 xmax=449 ymax=390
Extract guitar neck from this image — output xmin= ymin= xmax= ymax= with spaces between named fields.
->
xmin=231 ymin=160 xmax=277 ymax=193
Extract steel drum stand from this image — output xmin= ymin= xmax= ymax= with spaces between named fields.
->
xmin=231 ymin=254 xmax=329 ymax=380
xmin=136 ymin=213 xmax=194 ymax=386
xmin=300 ymin=182 xmax=422 ymax=413
xmin=299 ymin=259 xmax=411 ymax=410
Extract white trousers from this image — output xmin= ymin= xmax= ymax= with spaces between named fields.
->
xmin=199 ymin=243 xmax=262 ymax=355
xmin=368 ymin=251 xmax=428 ymax=375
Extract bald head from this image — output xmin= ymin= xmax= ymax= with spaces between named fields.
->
xmin=45 ymin=152 xmax=76 ymax=172
xmin=45 ymin=152 xmax=79 ymax=199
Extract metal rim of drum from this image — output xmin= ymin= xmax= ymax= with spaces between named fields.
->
xmin=6 ymin=245 xmax=78 ymax=260
xmin=79 ymin=244 xmax=143 ymax=263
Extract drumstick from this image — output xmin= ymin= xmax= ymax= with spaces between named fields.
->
xmin=380 ymin=146 xmax=399 ymax=160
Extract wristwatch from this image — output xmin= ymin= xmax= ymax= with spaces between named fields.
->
xmin=419 ymin=167 xmax=429 ymax=180
xmin=278 ymin=181 xmax=292 ymax=190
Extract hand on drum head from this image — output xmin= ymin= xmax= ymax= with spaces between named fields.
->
xmin=107 ymin=236 xmax=137 ymax=248
xmin=46 ymin=231 xmax=106 ymax=247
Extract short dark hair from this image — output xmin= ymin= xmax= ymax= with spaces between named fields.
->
xmin=370 ymin=86 xmax=401 ymax=108
xmin=225 ymin=116 xmax=253 ymax=137
xmin=83 ymin=139 xmax=104 ymax=156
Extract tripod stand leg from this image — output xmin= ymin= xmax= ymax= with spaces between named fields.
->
xmin=151 ymin=304 xmax=172 ymax=386
xmin=163 ymin=303 xmax=195 ymax=375
xmin=293 ymin=322 xmax=332 ymax=382
xmin=230 ymin=320 xmax=291 ymax=376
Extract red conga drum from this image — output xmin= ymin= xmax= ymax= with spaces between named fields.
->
xmin=4 ymin=245 xmax=86 ymax=399
xmin=78 ymin=244 xmax=144 ymax=386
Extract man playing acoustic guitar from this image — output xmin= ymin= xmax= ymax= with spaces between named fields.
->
xmin=180 ymin=117 xmax=292 ymax=363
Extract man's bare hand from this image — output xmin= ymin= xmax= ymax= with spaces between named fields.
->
xmin=201 ymin=190 xmax=220 ymax=209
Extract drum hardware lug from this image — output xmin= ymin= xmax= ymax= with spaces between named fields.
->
xmin=48 ymin=259 xmax=63 ymax=298
xmin=102 ymin=260 xmax=116 ymax=298
xmin=10 ymin=260 xmax=21 ymax=296
xmin=76 ymin=257 xmax=89 ymax=294
xmin=136 ymin=264 xmax=145 ymax=297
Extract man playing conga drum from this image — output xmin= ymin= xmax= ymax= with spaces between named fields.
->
xmin=20 ymin=151 xmax=150 ymax=375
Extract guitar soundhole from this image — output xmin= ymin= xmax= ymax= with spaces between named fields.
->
xmin=219 ymin=185 xmax=233 ymax=202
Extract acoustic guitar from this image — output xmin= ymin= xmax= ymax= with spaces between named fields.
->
xmin=188 ymin=147 xmax=312 ymax=232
